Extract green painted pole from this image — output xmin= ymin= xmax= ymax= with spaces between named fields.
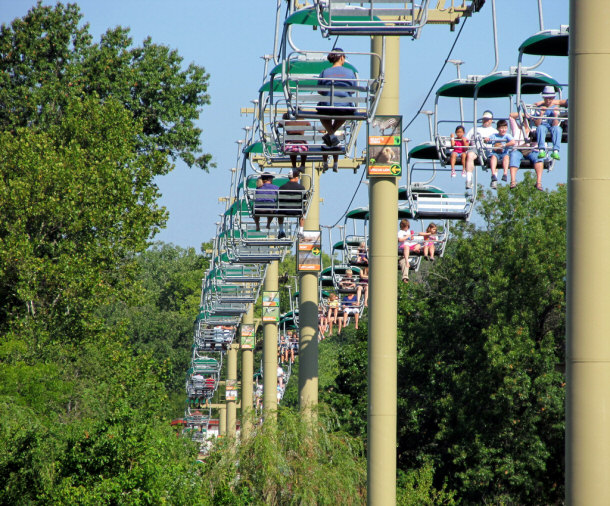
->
xmin=367 ymin=35 xmax=399 ymax=506
xmin=241 ymin=304 xmax=254 ymax=438
xmin=299 ymin=164 xmax=320 ymax=415
xmin=226 ymin=343 xmax=237 ymax=437
xmin=263 ymin=260 xmax=279 ymax=418
xmin=566 ymin=1 xmax=610 ymax=503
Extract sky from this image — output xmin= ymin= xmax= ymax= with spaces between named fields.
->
xmin=1 ymin=0 xmax=570 ymax=250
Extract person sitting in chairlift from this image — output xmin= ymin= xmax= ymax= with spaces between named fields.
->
xmin=317 ymin=48 xmax=356 ymax=172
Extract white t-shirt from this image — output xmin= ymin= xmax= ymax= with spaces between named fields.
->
xmin=398 ymin=229 xmax=416 ymax=248
xmin=277 ymin=366 xmax=284 ymax=378
xmin=466 ymin=125 xmax=498 ymax=143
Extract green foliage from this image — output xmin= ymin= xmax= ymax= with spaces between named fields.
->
xmin=397 ymin=463 xmax=457 ymax=505
xmin=0 ymin=332 xmax=208 ymax=504
xmin=328 ymin=176 xmax=566 ymax=504
xmin=203 ymin=408 xmax=367 ymax=505
xmin=321 ymin=326 xmax=369 ymax=439
xmin=0 ymin=1 xmax=212 ymax=169
xmin=398 ymin=177 xmax=566 ymax=504
xmin=0 ymin=5 xmax=216 ymax=503
xmin=0 ymin=97 xmax=165 ymax=343
xmin=101 ymin=243 xmax=208 ymax=397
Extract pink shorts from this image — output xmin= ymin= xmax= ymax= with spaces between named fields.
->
xmin=398 ymin=244 xmax=419 ymax=253
xmin=285 ymin=142 xmax=308 ymax=153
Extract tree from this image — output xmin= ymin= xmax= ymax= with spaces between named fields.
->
xmin=0 ymin=1 xmax=212 ymax=169
xmin=396 ymin=177 xmax=566 ymax=503
xmin=101 ymin=243 xmax=208 ymax=397
xmin=327 ymin=176 xmax=566 ymax=504
xmin=0 ymin=97 xmax=167 ymax=342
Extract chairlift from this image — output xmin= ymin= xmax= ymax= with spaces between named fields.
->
xmin=472 ymin=70 xmax=563 ymax=170
xmin=516 ymin=26 xmax=569 ymax=145
xmin=311 ymin=0 xmax=484 ymax=38
xmin=276 ymin=51 xmax=383 ymax=124
xmin=257 ymin=80 xmax=356 ymax=166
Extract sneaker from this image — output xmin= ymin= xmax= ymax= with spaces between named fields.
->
xmin=329 ymin=134 xmax=341 ymax=147
xmin=451 ymin=169 xmax=456 ymax=178
xmin=322 ymin=133 xmax=332 ymax=146
xmin=461 ymin=169 xmax=466 ymax=178
xmin=501 ymin=174 xmax=507 ymax=182
xmin=332 ymin=164 xmax=338 ymax=173
xmin=490 ymin=176 xmax=497 ymax=189
xmin=465 ymin=181 xmax=473 ymax=189
xmin=278 ymin=231 xmax=286 ymax=239
xmin=537 ymin=150 xmax=547 ymax=159
xmin=322 ymin=161 xmax=329 ymax=172
xmin=550 ymin=150 xmax=560 ymax=161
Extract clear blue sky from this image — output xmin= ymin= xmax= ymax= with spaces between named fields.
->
xmin=1 ymin=1 xmax=569 ymax=250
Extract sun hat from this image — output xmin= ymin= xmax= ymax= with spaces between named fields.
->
xmin=541 ymin=85 xmax=556 ymax=98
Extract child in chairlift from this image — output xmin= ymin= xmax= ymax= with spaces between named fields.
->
xmin=422 ymin=223 xmax=438 ymax=262
xmin=449 ymin=125 xmax=469 ymax=178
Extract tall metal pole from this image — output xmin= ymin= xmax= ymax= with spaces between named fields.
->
xmin=299 ymin=164 xmax=320 ymax=415
xmin=219 ymin=404 xmax=226 ymax=436
xmin=566 ymin=1 xmax=610 ymax=503
xmin=241 ymin=304 xmax=254 ymax=438
xmin=367 ymin=35 xmax=399 ymax=505
xmin=226 ymin=343 xmax=237 ymax=437
xmin=263 ymin=260 xmax=279 ymax=418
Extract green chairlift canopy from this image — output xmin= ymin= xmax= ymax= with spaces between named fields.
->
xmin=519 ymin=28 xmax=569 ymax=57
xmin=285 ymin=6 xmax=384 ymax=29
xmin=243 ymin=142 xmax=264 ymax=155
xmin=345 ymin=207 xmax=369 ymax=221
xmin=474 ymin=71 xmax=561 ymax=98
xmin=436 ymin=76 xmax=484 ymax=99
xmin=269 ymin=59 xmax=359 ymax=78
xmin=223 ymin=199 xmax=250 ymax=217
xmin=332 ymin=237 xmax=362 ymax=251
xmin=285 ymin=7 xmax=323 ymax=27
xmin=408 ymin=141 xmax=439 ymax=160
xmin=344 ymin=205 xmax=413 ymax=220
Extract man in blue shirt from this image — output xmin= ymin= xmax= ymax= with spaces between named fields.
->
xmin=253 ymin=173 xmax=279 ymax=232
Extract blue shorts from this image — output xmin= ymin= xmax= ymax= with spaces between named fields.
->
xmin=509 ymin=149 xmax=539 ymax=168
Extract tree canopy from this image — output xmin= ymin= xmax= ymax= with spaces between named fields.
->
xmin=326 ymin=176 xmax=567 ymax=504
xmin=0 ymin=1 xmax=212 ymax=169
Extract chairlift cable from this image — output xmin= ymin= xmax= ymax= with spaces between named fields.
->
xmin=323 ymin=164 xmax=367 ymax=229
xmin=402 ymin=15 xmax=469 ymax=134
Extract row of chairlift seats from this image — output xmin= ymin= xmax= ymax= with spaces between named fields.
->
xmin=193 ymin=2 xmax=543 ymax=383
xmin=253 ymin=6 xmax=389 ymax=164
xmin=244 ymin=3 xmax=489 ymax=224
xmin=253 ymin=0 xmax=484 ymax=168
xmin=408 ymin=27 xmax=569 ymax=191
xmin=173 ymin=1 xmax=490 ymax=446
